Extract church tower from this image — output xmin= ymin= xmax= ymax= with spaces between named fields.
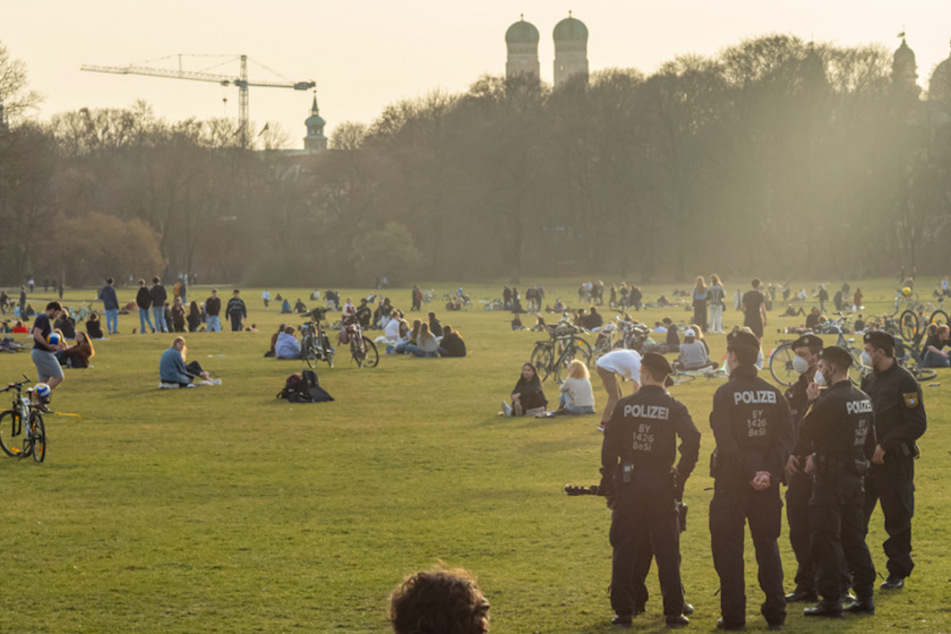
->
xmin=553 ymin=12 xmax=589 ymax=88
xmin=304 ymin=95 xmax=327 ymax=153
xmin=892 ymin=36 xmax=921 ymax=98
xmin=928 ymin=38 xmax=951 ymax=104
xmin=506 ymin=15 xmax=540 ymax=82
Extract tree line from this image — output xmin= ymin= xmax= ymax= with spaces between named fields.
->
xmin=1 ymin=35 xmax=949 ymax=287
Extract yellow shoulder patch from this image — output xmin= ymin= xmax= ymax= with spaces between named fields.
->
xmin=903 ymin=392 xmax=919 ymax=408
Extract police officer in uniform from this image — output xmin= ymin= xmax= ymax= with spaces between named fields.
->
xmin=601 ymin=352 xmax=700 ymax=629
xmin=783 ymin=334 xmax=823 ymax=604
xmin=861 ymin=331 xmax=927 ymax=590
xmin=709 ymin=331 xmax=793 ymax=631
xmin=798 ymin=346 xmax=877 ymax=617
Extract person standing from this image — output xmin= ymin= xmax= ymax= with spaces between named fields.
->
xmin=262 ymin=289 xmax=271 ymax=309
xmin=135 ymin=279 xmax=154 ymax=334
xmin=692 ymin=277 xmax=708 ymax=333
xmin=707 ymin=274 xmax=726 ymax=334
xmin=594 ymin=349 xmax=642 ymax=433
xmin=817 ymin=285 xmax=829 ymax=314
xmin=149 ymin=276 xmax=168 ymax=333
xmin=861 ymin=331 xmax=926 ymax=590
xmin=204 ymin=288 xmax=222 ymax=333
xmin=31 ymin=301 xmax=67 ymax=392
xmin=100 ymin=277 xmax=120 ymax=335
xmin=782 ymin=334 xmax=823 ymax=604
xmin=19 ymin=286 xmax=27 ymax=315
xmin=601 ymin=352 xmax=699 ymax=628
xmin=741 ymin=278 xmax=767 ymax=339
xmin=227 ymin=289 xmax=247 ymax=332
xmin=798 ymin=346 xmax=877 ymax=617
xmin=709 ymin=330 xmax=793 ymax=631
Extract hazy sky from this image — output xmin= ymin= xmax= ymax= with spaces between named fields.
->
xmin=4 ymin=1 xmax=951 ymax=148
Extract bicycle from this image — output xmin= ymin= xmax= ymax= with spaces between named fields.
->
xmin=530 ymin=320 xmax=592 ymax=383
xmin=343 ymin=320 xmax=378 ymax=368
xmin=594 ymin=317 xmax=649 ymax=361
xmin=768 ymin=315 xmax=863 ymax=387
xmin=299 ymin=307 xmax=335 ymax=369
xmin=671 ymin=365 xmax=727 ymax=385
xmin=0 ymin=376 xmax=47 ymax=463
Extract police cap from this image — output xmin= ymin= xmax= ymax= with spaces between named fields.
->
xmin=641 ymin=351 xmax=675 ymax=387
xmin=863 ymin=330 xmax=895 ymax=350
xmin=819 ymin=346 xmax=852 ymax=369
xmin=791 ymin=334 xmax=823 ymax=351
xmin=726 ymin=330 xmax=759 ymax=351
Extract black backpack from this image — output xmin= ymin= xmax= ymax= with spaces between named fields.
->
xmin=278 ymin=370 xmax=334 ymax=403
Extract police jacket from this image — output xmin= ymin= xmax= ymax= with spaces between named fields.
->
xmin=860 ymin=362 xmax=926 ymax=460
xmin=709 ymin=365 xmax=793 ymax=485
xmin=602 ymin=385 xmax=701 ymax=487
xmin=799 ymin=380 xmax=875 ymax=473
xmin=785 ymin=373 xmax=815 ymax=456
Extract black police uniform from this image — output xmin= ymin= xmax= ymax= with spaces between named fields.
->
xmin=784 ymin=372 xmax=817 ymax=599
xmin=860 ymin=359 xmax=926 ymax=580
xmin=602 ymin=385 xmax=701 ymax=620
xmin=709 ymin=364 xmax=793 ymax=629
xmin=799 ymin=379 xmax=877 ymax=606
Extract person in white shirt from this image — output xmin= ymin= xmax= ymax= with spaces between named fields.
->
xmin=342 ymin=297 xmax=357 ymax=323
xmin=594 ymin=349 xmax=642 ymax=431
xmin=558 ymin=360 xmax=596 ymax=415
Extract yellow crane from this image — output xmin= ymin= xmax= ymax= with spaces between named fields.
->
xmin=81 ymin=54 xmax=315 ymax=146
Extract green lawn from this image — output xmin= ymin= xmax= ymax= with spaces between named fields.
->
xmin=0 ymin=278 xmax=947 ymax=633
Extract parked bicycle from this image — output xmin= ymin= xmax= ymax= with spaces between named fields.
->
xmin=0 ymin=377 xmax=47 ymax=463
xmin=300 ymin=307 xmax=335 ymax=369
xmin=594 ymin=317 xmax=649 ymax=361
xmin=531 ymin=319 xmax=592 ymax=383
xmin=671 ymin=365 xmax=727 ymax=385
xmin=768 ymin=314 xmax=863 ymax=387
xmin=342 ymin=321 xmax=378 ymax=368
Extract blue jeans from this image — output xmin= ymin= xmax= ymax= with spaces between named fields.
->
xmin=206 ymin=315 xmax=221 ymax=332
xmin=922 ymin=350 xmax=950 ymax=368
xmin=105 ymin=308 xmax=118 ymax=334
xmin=152 ymin=306 xmax=168 ymax=333
xmin=139 ymin=308 xmax=155 ymax=333
xmin=559 ymin=393 xmax=595 ymax=415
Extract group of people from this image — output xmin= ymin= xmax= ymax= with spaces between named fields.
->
xmin=385 ymin=311 xmax=467 ymax=358
xmin=136 ymin=279 xmax=249 ymax=334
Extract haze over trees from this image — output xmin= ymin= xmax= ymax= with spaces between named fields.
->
xmin=1 ymin=35 xmax=949 ymax=286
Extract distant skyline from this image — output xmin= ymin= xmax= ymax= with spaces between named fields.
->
xmin=4 ymin=1 xmax=951 ymax=148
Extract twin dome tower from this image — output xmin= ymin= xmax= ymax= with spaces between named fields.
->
xmin=505 ymin=13 xmax=589 ymax=87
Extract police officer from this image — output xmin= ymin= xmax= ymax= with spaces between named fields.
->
xmin=601 ymin=352 xmax=700 ymax=629
xmin=783 ymin=334 xmax=823 ymax=604
xmin=709 ymin=330 xmax=793 ymax=631
xmin=799 ymin=346 xmax=877 ymax=617
xmin=861 ymin=331 xmax=927 ymax=590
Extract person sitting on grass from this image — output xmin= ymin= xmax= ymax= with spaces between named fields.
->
xmin=395 ymin=319 xmax=421 ymax=354
xmin=511 ymin=313 xmax=523 ymax=330
xmin=439 ymin=324 xmax=467 ymax=357
xmin=428 ymin=311 xmax=443 ymax=337
xmin=501 ymin=362 xmax=547 ymax=416
xmin=275 ymin=326 xmax=302 ymax=360
xmin=85 ymin=312 xmax=105 ymax=339
xmin=406 ymin=323 xmax=439 ymax=358
xmin=388 ymin=566 xmax=490 ymax=634
xmin=12 ymin=319 xmax=29 ymax=334
xmin=265 ymin=324 xmax=286 ymax=358
xmin=922 ymin=324 xmax=950 ymax=368
xmin=159 ymin=336 xmax=220 ymax=388
xmin=674 ymin=328 xmax=718 ymax=371
xmin=58 ymin=331 xmax=96 ymax=368
xmin=556 ymin=359 xmax=596 ymax=415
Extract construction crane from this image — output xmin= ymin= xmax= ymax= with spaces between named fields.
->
xmin=81 ymin=54 xmax=315 ymax=146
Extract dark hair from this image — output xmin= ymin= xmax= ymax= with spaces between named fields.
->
xmin=107 ymin=277 xmax=114 ymax=285
xmin=45 ymin=301 xmax=63 ymax=312
xmin=138 ymin=278 xmax=146 ymax=285
xmin=728 ymin=342 xmax=758 ymax=367
xmin=752 ymin=278 xmax=761 ymax=288
xmin=520 ymin=362 xmax=541 ymax=386
xmin=443 ymin=325 xmax=453 ymax=335
xmin=389 ymin=568 xmax=489 ymax=634
xmin=428 ymin=312 xmax=436 ymax=319
xmin=153 ymin=276 xmax=160 ymax=284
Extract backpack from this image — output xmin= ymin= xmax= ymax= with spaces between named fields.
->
xmin=277 ymin=369 xmax=334 ymax=403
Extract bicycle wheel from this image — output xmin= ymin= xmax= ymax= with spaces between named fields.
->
xmin=904 ymin=355 xmax=938 ymax=382
xmin=555 ymin=342 xmax=592 ymax=383
xmin=929 ymin=309 xmax=949 ymax=328
xmin=531 ymin=343 xmax=555 ymax=382
xmin=0 ymin=409 xmax=22 ymax=457
xmin=899 ymin=310 xmax=919 ymax=341
xmin=573 ymin=337 xmax=593 ymax=365
xmin=768 ymin=343 xmax=797 ymax=387
xmin=350 ymin=335 xmax=366 ymax=367
xmin=362 ymin=339 xmax=379 ymax=368
xmin=846 ymin=347 xmax=866 ymax=385
xmin=593 ymin=337 xmax=613 ymax=363
xmin=301 ymin=335 xmax=318 ymax=369
xmin=671 ymin=372 xmax=696 ymax=385
xmin=29 ymin=411 xmax=45 ymax=463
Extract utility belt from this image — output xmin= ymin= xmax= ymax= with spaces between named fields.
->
xmin=814 ymin=454 xmax=868 ymax=476
xmin=896 ymin=442 xmax=921 ymax=460
xmin=710 ymin=449 xmax=769 ymax=479
xmin=617 ymin=463 xmax=673 ymax=484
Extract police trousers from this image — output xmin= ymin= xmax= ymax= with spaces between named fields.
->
xmin=709 ymin=482 xmax=785 ymax=627
xmin=610 ymin=476 xmax=684 ymax=617
xmin=810 ymin=472 xmax=876 ymax=601
xmin=864 ymin=457 xmax=915 ymax=577
xmin=785 ymin=470 xmax=814 ymax=593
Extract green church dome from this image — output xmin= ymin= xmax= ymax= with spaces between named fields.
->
xmin=506 ymin=18 xmax=539 ymax=44
xmin=553 ymin=16 xmax=588 ymax=42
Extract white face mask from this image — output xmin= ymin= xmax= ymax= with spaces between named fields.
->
xmin=861 ymin=351 xmax=874 ymax=368
xmin=792 ymin=355 xmax=810 ymax=375
xmin=813 ymin=369 xmax=827 ymax=387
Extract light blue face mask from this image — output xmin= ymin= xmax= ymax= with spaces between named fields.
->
xmin=861 ymin=351 xmax=874 ymax=368
xmin=813 ymin=369 xmax=827 ymax=387
xmin=793 ymin=355 xmax=810 ymax=375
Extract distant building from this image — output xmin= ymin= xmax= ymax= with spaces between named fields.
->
xmin=892 ymin=36 xmax=921 ymax=98
xmin=505 ymin=16 xmax=540 ymax=82
xmin=553 ymin=13 xmax=589 ymax=88
xmin=928 ymin=38 xmax=951 ymax=105
xmin=304 ymin=95 xmax=327 ymax=153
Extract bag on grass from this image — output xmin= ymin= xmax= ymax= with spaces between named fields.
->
xmin=277 ymin=370 xmax=333 ymax=403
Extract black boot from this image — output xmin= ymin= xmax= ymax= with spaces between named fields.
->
xmin=785 ymin=588 xmax=818 ymax=603
xmin=803 ymin=600 xmax=844 ymax=618
xmin=881 ymin=574 xmax=905 ymax=590
xmin=666 ymin=614 xmax=689 ymax=629
xmin=611 ymin=614 xmax=632 ymax=628
xmin=843 ymin=597 xmax=875 ymax=614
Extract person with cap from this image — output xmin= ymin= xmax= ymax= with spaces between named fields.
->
xmin=675 ymin=328 xmax=717 ymax=371
xmin=709 ymin=330 xmax=793 ymax=631
xmin=796 ymin=346 xmax=878 ymax=617
xmin=860 ymin=330 xmax=927 ymax=590
xmin=782 ymin=334 xmax=824 ymax=604
xmin=594 ymin=349 xmax=642 ymax=432
xmin=600 ymin=352 xmax=700 ymax=629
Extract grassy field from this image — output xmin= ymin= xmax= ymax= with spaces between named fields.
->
xmin=0 ymin=277 xmax=948 ymax=633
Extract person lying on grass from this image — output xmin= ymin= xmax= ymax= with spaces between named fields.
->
xmin=159 ymin=336 xmax=220 ymax=388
